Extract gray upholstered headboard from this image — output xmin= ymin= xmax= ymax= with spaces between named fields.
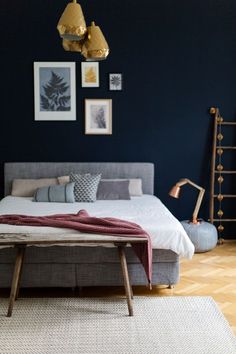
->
xmin=4 ymin=162 xmax=154 ymax=196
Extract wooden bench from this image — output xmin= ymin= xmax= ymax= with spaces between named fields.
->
xmin=0 ymin=233 xmax=148 ymax=317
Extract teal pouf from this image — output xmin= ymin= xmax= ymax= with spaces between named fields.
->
xmin=181 ymin=220 xmax=218 ymax=253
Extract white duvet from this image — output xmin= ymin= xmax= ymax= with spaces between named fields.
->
xmin=0 ymin=195 xmax=194 ymax=258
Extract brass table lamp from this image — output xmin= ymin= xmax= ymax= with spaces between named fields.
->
xmin=169 ymin=179 xmax=205 ymax=224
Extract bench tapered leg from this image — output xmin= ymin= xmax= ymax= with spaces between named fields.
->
xmin=117 ymin=245 xmax=133 ymax=316
xmin=15 ymin=248 xmax=25 ymax=300
xmin=7 ymin=246 xmax=25 ymax=317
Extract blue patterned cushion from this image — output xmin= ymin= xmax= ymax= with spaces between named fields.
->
xmin=34 ymin=183 xmax=75 ymax=203
xmin=70 ymin=173 xmax=101 ymax=202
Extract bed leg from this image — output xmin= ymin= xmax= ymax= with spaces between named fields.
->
xmin=78 ymin=286 xmax=83 ymax=296
xmin=130 ymin=285 xmax=134 ymax=299
xmin=7 ymin=246 xmax=26 ymax=317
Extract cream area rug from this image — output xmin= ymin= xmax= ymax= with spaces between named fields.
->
xmin=0 ymin=296 xmax=235 ymax=354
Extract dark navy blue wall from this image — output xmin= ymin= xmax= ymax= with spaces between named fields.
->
xmin=1 ymin=1 xmax=236 ymax=237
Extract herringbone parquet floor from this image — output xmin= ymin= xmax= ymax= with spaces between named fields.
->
xmin=175 ymin=240 xmax=236 ymax=335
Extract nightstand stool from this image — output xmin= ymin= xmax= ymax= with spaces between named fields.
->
xmin=181 ymin=220 xmax=218 ymax=253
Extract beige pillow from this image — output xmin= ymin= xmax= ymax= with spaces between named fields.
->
xmin=57 ymin=176 xmax=70 ymax=185
xmin=128 ymin=179 xmax=143 ymax=196
xmin=11 ymin=178 xmax=58 ymax=197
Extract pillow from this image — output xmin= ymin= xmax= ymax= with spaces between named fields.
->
xmin=57 ymin=176 xmax=70 ymax=185
xmin=128 ymin=178 xmax=143 ymax=196
xmin=11 ymin=178 xmax=58 ymax=197
xmin=97 ymin=180 xmax=131 ymax=200
xmin=58 ymin=175 xmax=91 ymax=185
xmin=58 ymin=176 xmax=143 ymax=196
xmin=70 ymin=173 xmax=101 ymax=202
xmin=101 ymin=178 xmax=143 ymax=196
xmin=34 ymin=183 xmax=75 ymax=203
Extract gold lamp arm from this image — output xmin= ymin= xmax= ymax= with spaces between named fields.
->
xmin=174 ymin=179 xmax=205 ymax=224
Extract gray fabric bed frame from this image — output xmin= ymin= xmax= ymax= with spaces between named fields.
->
xmin=0 ymin=162 xmax=179 ymax=288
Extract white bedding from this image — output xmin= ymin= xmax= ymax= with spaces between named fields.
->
xmin=0 ymin=195 xmax=194 ymax=258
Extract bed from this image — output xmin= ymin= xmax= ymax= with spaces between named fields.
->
xmin=0 ymin=162 xmax=194 ymax=288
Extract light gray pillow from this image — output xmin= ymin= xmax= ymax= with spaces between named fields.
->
xmin=34 ymin=183 xmax=75 ymax=203
xmin=70 ymin=173 xmax=101 ymax=202
xmin=97 ymin=180 xmax=131 ymax=200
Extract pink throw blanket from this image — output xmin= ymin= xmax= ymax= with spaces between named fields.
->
xmin=0 ymin=210 xmax=152 ymax=285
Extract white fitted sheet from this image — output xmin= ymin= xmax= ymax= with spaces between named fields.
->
xmin=0 ymin=195 xmax=194 ymax=258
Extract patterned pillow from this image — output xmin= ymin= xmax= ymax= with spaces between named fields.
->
xmin=70 ymin=173 xmax=101 ymax=202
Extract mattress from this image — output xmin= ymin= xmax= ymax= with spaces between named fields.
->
xmin=0 ymin=195 xmax=194 ymax=258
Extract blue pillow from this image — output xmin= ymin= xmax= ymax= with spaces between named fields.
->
xmin=34 ymin=183 xmax=75 ymax=203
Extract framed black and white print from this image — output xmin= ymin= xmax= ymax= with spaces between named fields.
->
xmin=34 ymin=62 xmax=76 ymax=121
xmin=109 ymin=73 xmax=123 ymax=91
xmin=85 ymin=99 xmax=112 ymax=135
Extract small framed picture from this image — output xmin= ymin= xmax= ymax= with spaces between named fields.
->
xmin=81 ymin=62 xmax=99 ymax=88
xmin=85 ymin=99 xmax=112 ymax=135
xmin=34 ymin=62 xmax=76 ymax=121
xmin=109 ymin=73 xmax=123 ymax=91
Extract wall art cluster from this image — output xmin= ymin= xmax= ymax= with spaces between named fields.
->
xmin=34 ymin=62 xmax=121 ymax=135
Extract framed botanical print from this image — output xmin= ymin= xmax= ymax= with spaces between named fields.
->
xmin=109 ymin=73 xmax=123 ymax=91
xmin=34 ymin=62 xmax=76 ymax=121
xmin=81 ymin=62 xmax=99 ymax=88
xmin=85 ymin=99 xmax=112 ymax=135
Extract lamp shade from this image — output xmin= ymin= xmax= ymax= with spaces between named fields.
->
xmin=169 ymin=185 xmax=181 ymax=199
xmin=81 ymin=21 xmax=109 ymax=61
xmin=62 ymin=39 xmax=82 ymax=52
xmin=57 ymin=0 xmax=87 ymax=41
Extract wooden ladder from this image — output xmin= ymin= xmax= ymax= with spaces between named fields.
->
xmin=209 ymin=107 xmax=236 ymax=242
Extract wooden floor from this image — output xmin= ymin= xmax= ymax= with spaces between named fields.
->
xmin=176 ymin=240 xmax=236 ymax=335
xmin=1 ymin=241 xmax=236 ymax=334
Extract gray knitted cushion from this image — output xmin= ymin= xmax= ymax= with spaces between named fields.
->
xmin=70 ymin=173 xmax=101 ymax=202
xmin=97 ymin=180 xmax=131 ymax=200
xmin=34 ymin=183 xmax=75 ymax=203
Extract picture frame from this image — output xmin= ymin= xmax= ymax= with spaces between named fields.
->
xmin=34 ymin=62 xmax=76 ymax=121
xmin=85 ymin=99 xmax=112 ymax=135
xmin=109 ymin=73 xmax=123 ymax=91
xmin=81 ymin=62 xmax=99 ymax=88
